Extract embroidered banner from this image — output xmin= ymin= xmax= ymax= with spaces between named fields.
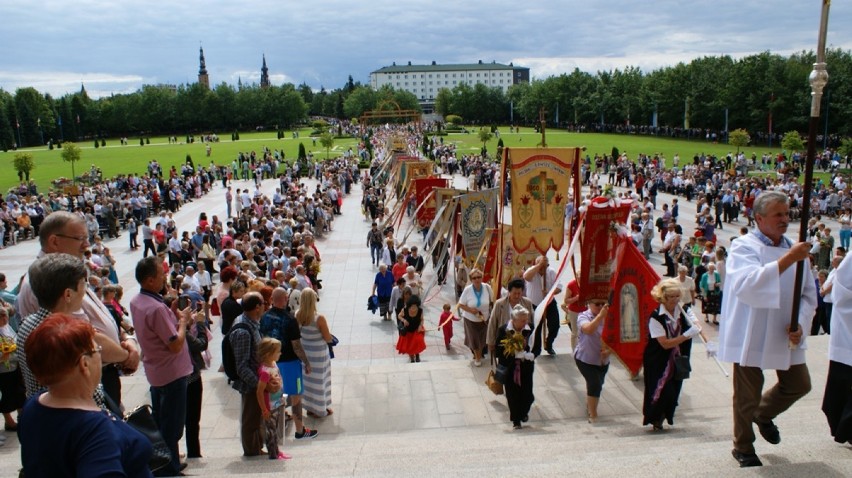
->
xmin=578 ymin=199 xmax=632 ymax=305
xmin=414 ymin=177 xmax=449 ymax=229
xmin=458 ymin=188 xmax=499 ymax=261
xmin=602 ymin=235 xmax=659 ymax=377
xmin=498 ymin=228 xmax=542 ymax=288
xmin=507 ymin=148 xmax=578 ymax=253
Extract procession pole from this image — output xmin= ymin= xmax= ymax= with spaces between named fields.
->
xmin=790 ymin=0 xmax=830 ymax=334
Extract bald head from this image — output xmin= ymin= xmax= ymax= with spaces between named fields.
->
xmin=271 ymin=287 xmax=289 ymax=308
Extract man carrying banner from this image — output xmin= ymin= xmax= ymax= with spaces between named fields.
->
xmin=719 ymin=190 xmax=816 ymax=468
xmin=523 ymin=255 xmax=562 ymax=356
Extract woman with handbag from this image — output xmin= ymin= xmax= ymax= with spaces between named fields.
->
xmin=574 ymin=299 xmax=611 ymax=423
xmin=642 ymin=278 xmax=702 ymax=431
xmin=495 ymin=304 xmax=535 ymax=430
xmin=19 ymin=314 xmax=153 ymax=477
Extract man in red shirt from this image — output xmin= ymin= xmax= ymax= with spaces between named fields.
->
xmin=561 ymin=278 xmax=586 ymax=351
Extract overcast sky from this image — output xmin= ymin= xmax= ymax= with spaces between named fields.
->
xmin=1 ymin=0 xmax=850 ymax=99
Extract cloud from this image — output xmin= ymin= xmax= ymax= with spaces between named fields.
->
xmin=0 ymin=0 xmax=849 ymax=98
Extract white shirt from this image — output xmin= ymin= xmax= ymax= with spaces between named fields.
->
xmin=829 ymin=255 xmax=852 ymax=365
xmin=718 ymin=233 xmax=817 ymax=370
xmin=458 ymin=283 xmax=493 ymax=322
xmin=523 ymin=266 xmax=560 ymax=306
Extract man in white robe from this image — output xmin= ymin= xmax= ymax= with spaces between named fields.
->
xmin=822 ymin=254 xmax=852 ymax=443
xmin=719 ymin=190 xmax=816 ymax=467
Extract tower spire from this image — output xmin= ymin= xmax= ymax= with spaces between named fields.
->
xmin=198 ymin=45 xmax=210 ymax=89
xmin=260 ymin=54 xmax=270 ymax=89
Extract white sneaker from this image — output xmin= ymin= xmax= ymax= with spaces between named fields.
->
xmin=474 ymin=360 xmax=482 ymax=367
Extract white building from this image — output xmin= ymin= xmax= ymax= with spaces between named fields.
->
xmin=370 ymin=60 xmax=530 ymax=113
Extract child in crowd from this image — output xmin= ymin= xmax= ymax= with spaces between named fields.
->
xmin=439 ymin=303 xmax=458 ymax=350
xmin=256 ymin=338 xmax=291 ymax=461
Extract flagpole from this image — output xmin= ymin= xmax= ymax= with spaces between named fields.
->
xmin=790 ymin=0 xmax=830 ymax=335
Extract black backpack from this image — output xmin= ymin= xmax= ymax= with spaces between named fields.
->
xmin=222 ymin=322 xmax=253 ymax=384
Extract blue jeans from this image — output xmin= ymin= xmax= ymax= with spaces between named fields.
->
xmin=370 ymin=243 xmax=382 ymax=265
xmin=840 ymin=229 xmax=851 ymax=250
xmin=151 ymin=376 xmax=188 ymax=475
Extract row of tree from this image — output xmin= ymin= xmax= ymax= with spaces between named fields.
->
xmin=2 ymin=50 xmax=852 ymax=151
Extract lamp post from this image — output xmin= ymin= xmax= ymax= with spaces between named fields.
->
xmin=790 ymin=0 xmax=830 ymax=334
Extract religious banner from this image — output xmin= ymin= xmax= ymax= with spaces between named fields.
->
xmin=404 ymin=161 xmax=433 ymax=198
xmin=414 ymin=177 xmax=449 ymax=229
xmin=498 ymin=228 xmax=541 ymax=288
xmin=458 ymin=188 xmax=499 ymax=261
xmin=394 ymin=156 xmax=421 ymax=198
xmin=434 ymin=187 xmax=462 ymax=212
xmin=602 ymin=235 xmax=659 ymax=377
xmin=507 ymin=148 xmax=578 ymax=253
xmin=578 ymin=195 xmax=632 ymax=305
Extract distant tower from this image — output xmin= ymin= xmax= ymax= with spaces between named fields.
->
xmin=260 ymin=54 xmax=270 ymax=89
xmin=198 ymin=46 xmax=210 ymax=89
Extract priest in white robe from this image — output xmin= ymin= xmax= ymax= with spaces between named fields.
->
xmin=822 ymin=253 xmax=852 ymax=443
xmin=719 ymin=190 xmax=816 ymax=468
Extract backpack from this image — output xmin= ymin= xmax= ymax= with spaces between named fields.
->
xmin=222 ymin=322 xmax=253 ymax=385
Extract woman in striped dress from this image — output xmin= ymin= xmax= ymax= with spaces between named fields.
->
xmin=295 ymin=289 xmax=333 ymax=418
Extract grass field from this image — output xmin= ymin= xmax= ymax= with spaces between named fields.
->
xmin=1 ymin=125 xmax=839 ymax=193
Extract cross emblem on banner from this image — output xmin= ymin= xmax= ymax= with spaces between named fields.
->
xmin=526 ymin=171 xmax=557 ymax=220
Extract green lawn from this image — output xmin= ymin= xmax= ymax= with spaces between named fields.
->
xmin=1 ymin=125 xmax=840 ymax=193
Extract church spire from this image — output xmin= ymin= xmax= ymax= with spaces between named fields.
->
xmin=260 ymin=54 xmax=270 ymax=89
xmin=198 ymin=46 xmax=210 ymax=89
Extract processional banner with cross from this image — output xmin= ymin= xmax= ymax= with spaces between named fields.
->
xmin=507 ymin=148 xmax=577 ymax=253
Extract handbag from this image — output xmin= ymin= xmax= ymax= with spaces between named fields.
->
xmin=484 ymin=356 xmax=505 ymax=395
xmin=674 ymin=355 xmax=691 ymax=380
xmin=124 ymin=405 xmax=172 ymax=473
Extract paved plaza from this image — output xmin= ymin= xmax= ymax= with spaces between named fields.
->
xmin=0 ymin=171 xmax=850 ymax=477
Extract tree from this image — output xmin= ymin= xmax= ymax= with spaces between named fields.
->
xmin=781 ymin=130 xmax=804 ymax=153
xmin=729 ymin=128 xmax=750 ymax=154
xmin=12 ymin=152 xmax=35 ymax=181
xmin=319 ymin=132 xmax=334 ymax=159
xmin=478 ymin=128 xmax=493 ymax=156
xmin=60 ymin=142 xmax=82 ymax=183
xmin=838 ymin=137 xmax=852 ymax=160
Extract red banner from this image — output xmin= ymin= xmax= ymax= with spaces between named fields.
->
xmin=414 ymin=177 xmax=449 ymax=229
xmin=602 ymin=236 xmax=659 ymax=377
xmin=578 ymin=200 xmax=632 ymax=304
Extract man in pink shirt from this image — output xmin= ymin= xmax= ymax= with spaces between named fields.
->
xmin=131 ymin=256 xmax=193 ymax=476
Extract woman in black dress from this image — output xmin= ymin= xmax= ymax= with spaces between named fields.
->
xmin=495 ymin=304 xmax=535 ymax=430
xmin=642 ymin=278 xmax=701 ymax=431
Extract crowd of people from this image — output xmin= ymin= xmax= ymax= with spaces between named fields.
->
xmin=0 ymin=139 xmax=369 ymax=475
xmin=0 ymin=121 xmax=850 ymax=474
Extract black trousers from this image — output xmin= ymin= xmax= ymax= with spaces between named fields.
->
xmin=544 ymin=300 xmax=560 ymax=349
xmin=143 ymin=239 xmax=156 ymax=257
xmin=101 ymin=365 xmax=121 ymax=407
xmin=185 ymin=378 xmax=203 ymax=457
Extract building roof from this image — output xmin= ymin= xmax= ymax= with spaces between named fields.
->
xmin=371 ymin=61 xmax=528 ymax=74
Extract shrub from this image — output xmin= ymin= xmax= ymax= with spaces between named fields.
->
xmin=445 ymin=115 xmax=462 ymax=125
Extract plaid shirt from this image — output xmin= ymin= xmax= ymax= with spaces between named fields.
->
xmin=230 ymin=314 xmax=261 ymax=394
xmin=16 ymin=308 xmax=51 ymax=398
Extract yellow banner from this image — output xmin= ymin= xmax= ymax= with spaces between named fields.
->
xmin=508 ymin=148 xmax=577 ymax=253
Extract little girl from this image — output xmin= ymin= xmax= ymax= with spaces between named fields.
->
xmin=256 ymin=338 xmax=291 ymax=460
xmin=439 ymin=303 xmax=458 ymax=350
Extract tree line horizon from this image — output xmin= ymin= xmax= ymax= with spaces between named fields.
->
xmin=1 ymin=49 xmax=851 ymax=151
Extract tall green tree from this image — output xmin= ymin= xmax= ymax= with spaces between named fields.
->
xmin=61 ymin=142 xmax=82 ymax=183
xmin=319 ymin=132 xmax=334 ymax=158
xmin=13 ymin=152 xmax=35 ymax=181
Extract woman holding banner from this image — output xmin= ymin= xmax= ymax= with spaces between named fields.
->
xmin=574 ymin=299 xmax=611 ymax=423
xmin=642 ymin=278 xmax=701 ymax=431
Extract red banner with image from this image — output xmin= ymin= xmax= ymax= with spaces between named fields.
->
xmin=578 ymin=200 xmax=632 ymax=305
xmin=414 ymin=177 xmax=449 ymax=229
xmin=602 ymin=236 xmax=659 ymax=377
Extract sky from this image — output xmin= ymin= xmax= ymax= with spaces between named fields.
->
xmin=1 ymin=0 xmax=850 ymax=99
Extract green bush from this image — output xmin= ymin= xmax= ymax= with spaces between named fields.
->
xmin=446 ymin=115 xmax=462 ymax=125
